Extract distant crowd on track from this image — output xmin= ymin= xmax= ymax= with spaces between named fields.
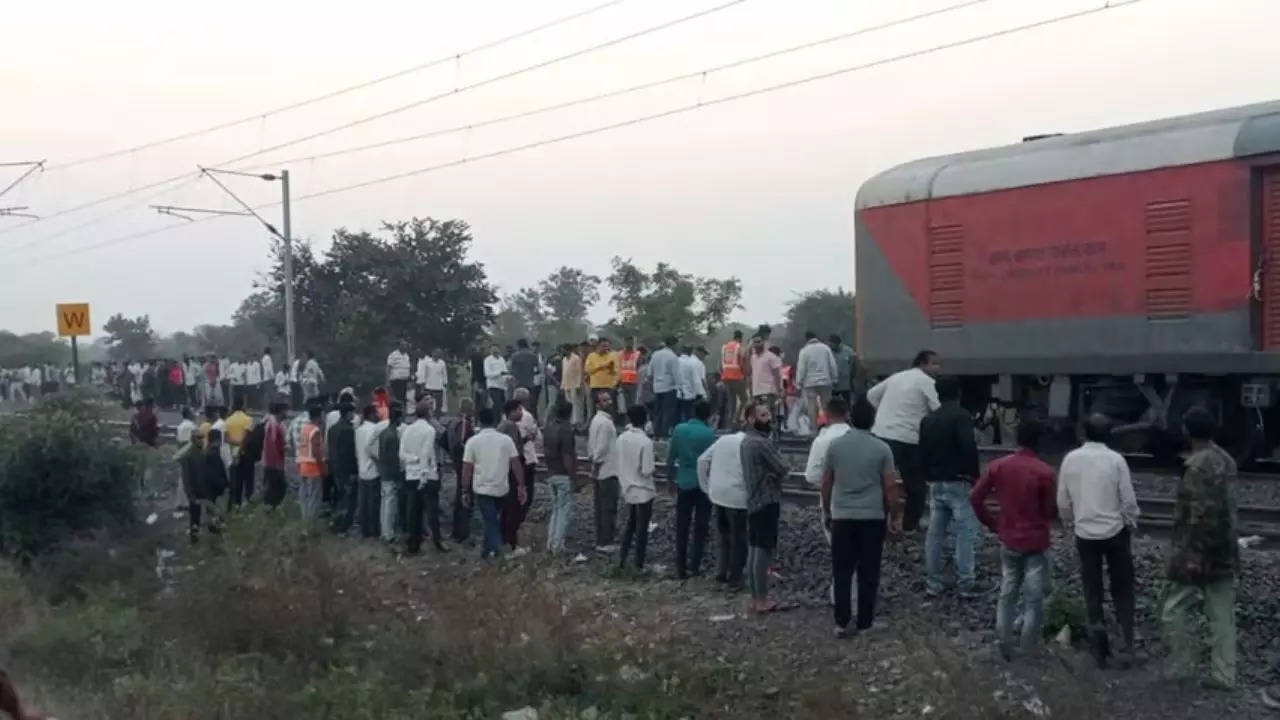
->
xmin=85 ymin=327 xmax=1266 ymax=705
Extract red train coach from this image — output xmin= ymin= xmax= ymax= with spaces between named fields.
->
xmin=855 ymin=100 xmax=1280 ymax=462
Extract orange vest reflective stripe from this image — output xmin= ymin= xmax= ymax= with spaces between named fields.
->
xmin=619 ymin=351 xmax=639 ymax=384
xmin=298 ymin=423 xmax=323 ymax=477
xmin=720 ymin=341 xmax=744 ymax=380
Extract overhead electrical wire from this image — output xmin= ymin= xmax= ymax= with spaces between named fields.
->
xmin=238 ymin=0 xmax=994 ymax=171
xmin=42 ymin=0 xmax=630 ymax=172
xmin=0 ymin=0 xmax=744 ymax=241
xmin=17 ymin=0 xmax=1141 ymax=266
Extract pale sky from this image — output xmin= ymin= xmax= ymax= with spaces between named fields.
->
xmin=0 ymin=0 xmax=1273 ymax=339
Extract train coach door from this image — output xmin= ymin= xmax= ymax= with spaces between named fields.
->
xmin=1262 ymin=168 xmax=1280 ymax=349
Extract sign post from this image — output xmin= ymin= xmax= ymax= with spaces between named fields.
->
xmin=56 ymin=303 xmax=91 ymax=384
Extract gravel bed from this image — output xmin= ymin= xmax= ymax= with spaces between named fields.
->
xmin=1133 ymin=473 xmax=1280 ymax=507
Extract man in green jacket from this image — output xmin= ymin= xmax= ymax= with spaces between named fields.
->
xmin=1161 ymin=406 xmax=1239 ymax=689
xmin=667 ymin=400 xmax=717 ymax=578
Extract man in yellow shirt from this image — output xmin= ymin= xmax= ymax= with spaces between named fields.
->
xmin=224 ymin=396 xmax=256 ymax=508
xmin=585 ymin=337 xmax=620 ymax=413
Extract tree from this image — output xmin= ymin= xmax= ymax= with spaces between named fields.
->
xmin=0 ymin=332 xmax=70 ymax=368
xmin=101 ymin=313 xmax=157 ymax=360
xmin=604 ymin=257 xmax=743 ymax=345
xmin=490 ymin=266 xmax=602 ymax=350
xmin=782 ymin=288 xmax=857 ymax=360
xmin=251 ymin=218 xmax=496 ymax=388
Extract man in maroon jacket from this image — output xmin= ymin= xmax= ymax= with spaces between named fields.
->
xmin=970 ymin=419 xmax=1056 ymax=660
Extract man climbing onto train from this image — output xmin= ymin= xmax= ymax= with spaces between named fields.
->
xmin=866 ymin=349 xmax=942 ymax=533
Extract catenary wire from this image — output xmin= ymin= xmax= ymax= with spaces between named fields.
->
xmin=237 ymin=0 xmax=994 ymax=171
xmin=41 ymin=0 xmax=630 ymax=173
xmin=0 ymin=0 xmax=743 ymax=241
xmin=18 ymin=0 xmax=1142 ymax=266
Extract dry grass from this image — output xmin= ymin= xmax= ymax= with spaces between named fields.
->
xmin=0 ymin=508 xmax=1121 ymax=720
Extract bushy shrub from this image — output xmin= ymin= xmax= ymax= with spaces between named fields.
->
xmin=0 ymin=389 xmax=138 ymax=562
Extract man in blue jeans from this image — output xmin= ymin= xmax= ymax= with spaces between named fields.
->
xmin=460 ymin=406 xmax=524 ymax=559
xmin=917 ymin=376 xmax=981 ymax=597
xmin=543 ymin=400 xmax=577 ymax=554
xmin=970 ymin=419 xmax=1057 ymax=659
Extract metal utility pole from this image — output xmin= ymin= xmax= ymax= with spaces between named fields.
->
xmin=281 ymin=169 xmax=295 ymax=366
xmin=192 ymin=166 xmax=297 ymax=365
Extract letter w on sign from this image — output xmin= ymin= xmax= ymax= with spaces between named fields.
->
xmin=55 ymin=303 xmax=90 ymax=337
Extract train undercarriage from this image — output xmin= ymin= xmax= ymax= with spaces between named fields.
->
xmin=960 ymin=373 xmax=1280 ymax=467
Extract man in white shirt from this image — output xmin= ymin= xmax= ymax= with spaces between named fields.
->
xmin=616 ymin=405 xmax=656 ymax=570
xmin=402 ymin=399 xmax=448 ymax=553
xmin=588 ymin=389 xmax=621 ymax=552
xmin=796 ymin=331 xmax=840 ymax=433
xmin=804 ymin=395 xmax=854 ymax=606
xmin=649 ymin=337 xmax=680 ymax=438
xmin=460 ymin=407 xmax=524 ymax=559
xmin=1058 ymin=413 xmax=1140 ymax=667
xmin=302 ymin=352 xmax=325 ymax=402
xmin=184 ymin=355 xmax=199 ymax=407
xmin=417 ymin=349 xmax=448 ymax=414
xmin=217 ymin=356 xmax=231 ymax=407
xmin=260 ymin=347 xmax=275 ymax=409
xmin=175 ymin=406 xmax=197 ymax=446
xmin=245 ymin=357 xmax=263 ymax=410
xmin=229 ymin=360 xmax=246 ymax=409
xmin=512 ymin=388 xmax=542 ymax=515
xmin=698 ymin=430 xmax=748 ymax=588
xmin=866 ymin=349 xmax=942 ymax=532
xmin=676 ymin=345 xmax=704 ymax=425
xmin=484 ymin=344 xmax=509 ymax=410
xmin=355 ymin=405 xmax=391 ymax=540
xmin=386 ymin=339 xmax=413 ymax=404
xmin=274 ymin=369 xmax=289 ymax=396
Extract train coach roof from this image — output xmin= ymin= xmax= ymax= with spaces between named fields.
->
xmin=856 ymin=99 xmax=1280 ymax=210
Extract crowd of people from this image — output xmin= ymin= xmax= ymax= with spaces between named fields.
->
xmin=0 ymin=363 xmax=79 ymax=403
xmin=2 ymin=322 xmax=1255 ymax=700
xmin=101 ymin=328 xmax=1253 ymax=701
xmin=468 ymin=327 xmax=860 ymax=441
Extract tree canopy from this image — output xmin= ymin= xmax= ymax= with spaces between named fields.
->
xmin=101 ymin=313 xmax=157 ymax=361
xmin=781 ymin=288 xmax=856 ymax=360
xmin=603 ymin=257 xmax=743 ymax=345
xmin=245 ymin=217 xmax=496 ymax=386
xmin=0 ymin=332 xmax=70 ymax=367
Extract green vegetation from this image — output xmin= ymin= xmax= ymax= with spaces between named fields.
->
xmin=0 ymin=390 xmax=137 ymax=563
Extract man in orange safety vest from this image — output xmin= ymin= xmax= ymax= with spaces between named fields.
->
xmin=618 ymin=338 xmax=640 ymax=412
xmin=720 ymin=329 xmax=749 ymax=430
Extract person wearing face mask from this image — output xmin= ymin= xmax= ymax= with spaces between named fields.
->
xmin=740 ymin=400 xmax=790 ymax=614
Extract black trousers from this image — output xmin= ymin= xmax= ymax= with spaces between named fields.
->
xmin=263 ymin=467 xmax=287 ymax=508
xmin=521 ymin=462 xmax=536 ymax=515
xmin=675 ymin=487 xmax=712 ymax=577
xmin=1075 ymin=528 xmax=1136 ymax=661
xmin=407 ymin=480 xmax=443 ymax=553
xmin=620 ymin=501 xmax=654 ymax=569
xmin=451 ymin=461 xmax=473 ymax=541
xmin=333 ymin=474 xmax=359 ymax=532
xmin=397 ymin=477 xmax=413 ymax=535
xmin=358 ymin=478 xmax=381 ymax=538
xmin=654 ymin=391 xmax=677 ymax=438
xmin=677 ymin=398 xmax=695 ymax=424
xmin=487 ymin=387 xmax=505 ymax=410
xmin=390 ymin=378 xmax=409 ymax=404
xmin=831 ymin=518 xmax=887 ymax=630
xmin=715 ymin=505 xmax=749 ymax=585
xmin=594 ymin=476 xmax=620 ymax=546
xmin=881 ymin=438 xmax=925 ymax=531
xmin=228 ymin=457 xmax=255 ymax=509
